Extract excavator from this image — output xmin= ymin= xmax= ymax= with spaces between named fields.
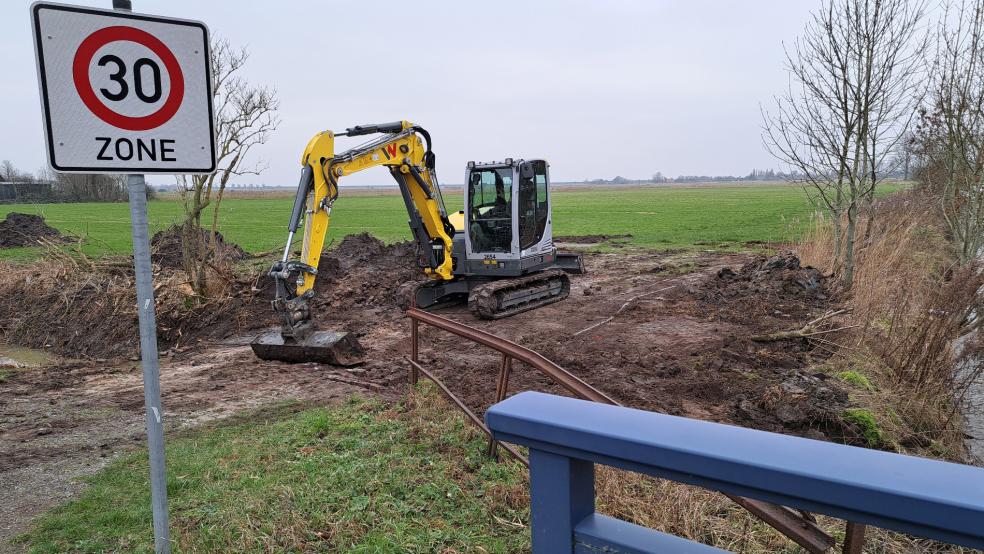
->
xmin=250 ymin=120 xmax=583 ymax=364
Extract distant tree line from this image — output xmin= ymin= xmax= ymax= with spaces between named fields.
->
xmin=0 ymin=159 xmax=155 ymax=203
xmin=573 ymin=168 xmax=816 ymax=184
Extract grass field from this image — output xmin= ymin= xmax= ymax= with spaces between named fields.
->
xmin=0 ymin=183 xmax=903 ymax=260
xmin=18 ymin=387 xmax=530 ymax=553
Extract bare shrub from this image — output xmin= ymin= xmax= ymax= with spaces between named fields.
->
xmin=881 ymin=265 xmax=981 ymax=387
xmin=763 ymin=0 xmax=929 ymax=288
xmin=800 ymin=191 xmax=948 ymax=320
xmin=177 ymin=37 xmax=279 ymax=300
xmin=798 ymin=190 xmax=983 ymax=454
xmin=0 ymin=252 xmax=264 ymax=359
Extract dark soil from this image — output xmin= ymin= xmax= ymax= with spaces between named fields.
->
xmin=0 ymin=244 xmax=850 ymax=439
xmin=0 ymin=233 xmax=420 ymax=361
xmin=0 ymin=214 xmax=65 ymax=248
xmin=309 ymin=233 xmax=421 ymax=332
xmin=700 ymin=251 xmax=828 ymax=325
xmin=151 ymin=225 xmax=248 ymax=269
xmin=393 ymin=250 xmax=853 ymax=444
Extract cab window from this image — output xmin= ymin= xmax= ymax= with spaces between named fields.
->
xmin=468 ymin=168 xmax=512 ymax=253
xmin=519 ymin=161 xmax=549 ymax=250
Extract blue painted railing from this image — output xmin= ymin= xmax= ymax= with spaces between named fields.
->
xmin=485 ymin=391 xmax=984 ymax=553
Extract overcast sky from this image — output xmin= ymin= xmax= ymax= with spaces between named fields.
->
xmin=2 ymin=0 xmax=820 ymax=185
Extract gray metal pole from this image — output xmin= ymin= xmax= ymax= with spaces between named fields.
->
xmin=127 ymin=175 xmax=170 ymax=553
xmin=113 ymin=3 xmax=169 ymax=553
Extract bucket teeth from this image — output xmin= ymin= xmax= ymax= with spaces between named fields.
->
xmin=250 ymin=330 xmax=365 ymax=366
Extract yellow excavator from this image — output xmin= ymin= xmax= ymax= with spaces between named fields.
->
xmin=250 ymin=120 xmax=582 ymax=364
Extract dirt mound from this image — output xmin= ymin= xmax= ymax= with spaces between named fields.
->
xmin=713 ymin=251 xmax=823 ymax=295
xmin=328 ymin=233 xmax=417 ymax=272
xmin=0 ymin=257 xmax=268 ymax=359
xmin=308 ymin=234 xmax=420 ymax=331
xmin=0 ymin=213 xmax=65 ymax=247
xmin=151 ymin=226 xmax=248 ymax=269
xmin=699 ymin=251 xmax=828 ymax=325
xmin=0 ymin=233 xmax=421 ymax=360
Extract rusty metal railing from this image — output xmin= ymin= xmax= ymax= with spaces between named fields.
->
xmin=405 ymin=307 xmax=846 ymax=553
xmin=407 ymin=307 xmax=618 ymax=464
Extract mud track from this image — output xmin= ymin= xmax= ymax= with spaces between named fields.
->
xmin=0 ymin=238 xmax=851 ymax=545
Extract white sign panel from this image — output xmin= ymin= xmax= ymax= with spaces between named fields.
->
xmin=31 ymin=2 xmax=215 ymax=174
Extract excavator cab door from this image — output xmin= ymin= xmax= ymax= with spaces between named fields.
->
xmin=517 ymin=160 xmax=550 ymax=252
xmin=466 ymin=164 xmax=514 ymax=255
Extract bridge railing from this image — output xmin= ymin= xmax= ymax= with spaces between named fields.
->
xmin=486 ymin=391 xmax=984 ymax=553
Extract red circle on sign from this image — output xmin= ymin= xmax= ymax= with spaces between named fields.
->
xmin=72 ymin=26 xmax=185 ymax=131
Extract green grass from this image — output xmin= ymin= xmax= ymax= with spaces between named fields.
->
xmin=18 ymin=388 xmax=529 ymax=553
xmin=842 ymin=408 xmax=884 ymax=448
xmin=0 ymin=183 xmax=905 ymax=260
xmin=836 ymin=370 xmax=875 ymax=391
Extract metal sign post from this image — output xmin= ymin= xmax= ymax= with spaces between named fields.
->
xmin=115 ymin=4 xmax=168 ymax=548
xmin=118 ymin=2 xmax=166 ymax=553
xmin=126 ymin=170 xmax=170 ymax=553
xmin=31 ymin=2 xmax=215 ymax=552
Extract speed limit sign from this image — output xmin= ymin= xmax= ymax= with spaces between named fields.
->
xmin=31 ymin=2 xmax=215 ymax=174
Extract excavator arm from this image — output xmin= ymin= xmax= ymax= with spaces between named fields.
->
xmin=269 ymin=120 xmax=455 ymax=340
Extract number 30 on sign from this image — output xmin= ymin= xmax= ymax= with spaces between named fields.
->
xmin=31 ymin=2 xmax=216 ymax=174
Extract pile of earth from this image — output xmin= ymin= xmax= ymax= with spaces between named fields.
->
xmin=404 ymin=249 xmax=857 ymax=445
xmin=0 ymin=255 xmax=269 ymax=359
xmin=0 ymin=232 xmax=423 ymax=359
xmin=0 ymin=213 xmax=65 ymax=247
xmin=151 ymin=225 xmax=248 ymax=269
xmin=308 ymin=233 xmax=420 ymax=331
xmin=699 ymin=251 xmax=829 ymax=325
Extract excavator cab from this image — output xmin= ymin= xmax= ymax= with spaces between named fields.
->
xmin=459 ymin=159 xmax=580 ymax=277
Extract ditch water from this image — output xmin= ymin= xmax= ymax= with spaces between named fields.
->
xmin=956 ymin=330 xmax=984 ymax=463
xmin=0 ymin=344 xmax=55 ymax=367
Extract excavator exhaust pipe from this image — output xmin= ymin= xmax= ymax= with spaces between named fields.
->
xmin=250 ymin=330 xmax=365 ymax=366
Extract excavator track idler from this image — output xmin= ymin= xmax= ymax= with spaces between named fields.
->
xmin=250 ymin=330 xmax=365 ymax=366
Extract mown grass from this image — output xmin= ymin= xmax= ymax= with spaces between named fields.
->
xmin=0 ymin=183 xmax=906 ymax=259
xmin=18 ymin=389 xmax=529 ymax=553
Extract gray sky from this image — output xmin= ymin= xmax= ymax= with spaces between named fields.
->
xmin=2 ymin=0 xmax=818 ymax=185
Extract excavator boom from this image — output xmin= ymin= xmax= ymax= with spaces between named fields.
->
xmin=252 ymin=121 xmax=455 ymax=364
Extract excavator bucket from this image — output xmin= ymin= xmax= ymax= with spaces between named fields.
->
xmin=250 ymin=330 xmax=365 ymax=366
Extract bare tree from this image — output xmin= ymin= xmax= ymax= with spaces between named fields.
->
xmin=763 ymin=0 xmax=928 ymax=288
xmin=177 ymin=37 xmax=279 ymax=298
xmin=0 ymin=160 xmax=17 ymax=181
xmin=913 ymin=0 xmax=984 ymax=264
xmin=52 ymin=173 xmax=128 ymax=202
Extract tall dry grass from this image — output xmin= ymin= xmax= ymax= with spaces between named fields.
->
xmin=798 ymin=191 xmax=951 ymax=326
xmin=798 ymin=189 xmax=983 ymax=457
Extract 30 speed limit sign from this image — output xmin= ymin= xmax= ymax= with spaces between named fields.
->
xmin=31 ymin=2 xmax=215 ymax=174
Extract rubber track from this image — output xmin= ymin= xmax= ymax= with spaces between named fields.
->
xmin=468 ymin=269 xmax=570 ymax=319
